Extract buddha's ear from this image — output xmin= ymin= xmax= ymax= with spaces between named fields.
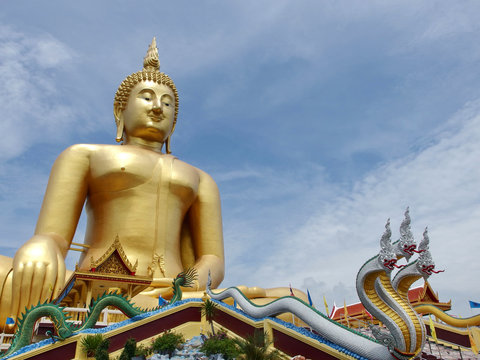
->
xmin=165 ymin=121 xmax=176 ymax=154
xmin=114 ymin=105 xmax=124 ymax=143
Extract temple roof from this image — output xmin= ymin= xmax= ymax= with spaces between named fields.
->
xmin=90 ymin=235 xmax=138 ymax=275
xmin=331 ymin=281 xmax=451 ymax=320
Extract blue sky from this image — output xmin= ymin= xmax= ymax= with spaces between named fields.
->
xmin=0 ymin=1 xmax=479 ymax=316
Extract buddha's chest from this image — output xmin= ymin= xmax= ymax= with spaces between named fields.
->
xmin=87 ymin=149 xmax=199 ymax=201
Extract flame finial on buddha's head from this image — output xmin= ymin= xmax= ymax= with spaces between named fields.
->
xmin=143 ymin=37 xmax=160 ymax=72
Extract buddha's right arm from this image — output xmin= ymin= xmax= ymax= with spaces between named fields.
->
xmin=11 ymin=144 xmax=90 ymax=320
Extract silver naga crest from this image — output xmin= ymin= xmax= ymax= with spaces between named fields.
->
xmin=416 ymin=228 xmax=444 ymax=276
xmin=395 ymin=207 xmax=416 ymax=260
xmin=378 ymin=219 xmax=398 ymax=271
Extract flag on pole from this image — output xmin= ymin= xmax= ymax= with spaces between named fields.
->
xmin=469 ymin=300 xmax=480 ymax=308
xmin=289 ymin=284 xmax=296 ymax=325
xmin=306 ymin=289 xmax=313 ymax=307
xmin=468 ymin=327 xmax=479 ymax=354
xmin=429 ymin=316 xmax=438 ymax=342
xmin=5 ymin=317 xmax=14 ymax=325
xmin=344 ymin=300 xmax=350 ymax=327
xmin=323 ymin=295 xmax=329 ymax=315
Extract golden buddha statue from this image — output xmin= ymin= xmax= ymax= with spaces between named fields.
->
xmin=0 ymin=39 xmax=305 ymax=327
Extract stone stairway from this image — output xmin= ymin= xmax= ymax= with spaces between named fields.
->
xmin=149 ymin=336 xmax=211 ymax=360
xmin=355 ymin=327 xmax=478 ymax=360
xmin=420 ymin=340 xmax=478 ymax=360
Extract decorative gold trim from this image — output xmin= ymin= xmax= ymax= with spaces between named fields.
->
xmin=147 ymin=252 xmax=166 ymax=277
xmin=90 ymin=235 xmax=138 ymax=273
xmin=74 ymin=271 xmax=152 ymax=284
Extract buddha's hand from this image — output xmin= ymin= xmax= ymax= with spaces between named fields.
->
xmin=11 ymin=234 xmax=66 ymax=320
xmin=139 ymin=277 xmax=198 ymax=298
xmin=151 ymin=277 xmax=200 ymax=291
xmin=150 ymin=277 xmax=175 ymax=288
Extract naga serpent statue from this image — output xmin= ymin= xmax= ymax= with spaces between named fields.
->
xmin=207 ymin=211 xmax=442 ymax=360
xmin=0 ymin=268 xmax=197 ymax=359
xmin=356 ymin=219 xmax=431 ymax=360
xmin=391 ymin=228 xmax=480 ymax=328
xmin=365 ymin=209 xmax=438 ymax=359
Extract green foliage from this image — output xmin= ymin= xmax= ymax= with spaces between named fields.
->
xmin=99 ymin=338 xmax=110 ymax=352
xmin=201 ymin=298 xmax=218 ymax=335
xmin=135 ymin=343 xmax=152 ymax=357
xmin=151 ymin=330 xmax=185 ymax=356
xmin=81 ymin=334 xmax=105 ymax=357
xmin=95 ymin=338 xmax=110 ymax=360
xmin=95 ymin=348 xmax=109 ymax=360
xmin=119 ymin=338 xmax=136 ymax=360
xmin=234 ymin=330 xmax=282 ymax=360
xmin=201 ymin=330 xmax=239 ymax=360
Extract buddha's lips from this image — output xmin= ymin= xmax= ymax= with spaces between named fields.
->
xmin=149 ymin=115 xmax=163 ymax=122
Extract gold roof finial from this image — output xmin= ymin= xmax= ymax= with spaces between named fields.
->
xmin=143 ymin=37 xmax=160 ymax=72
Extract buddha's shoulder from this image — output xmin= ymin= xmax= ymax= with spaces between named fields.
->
xmin=59 ymin=143 xmax=115 ymax=156
xmin=59 ymin=143 xmax=151 ymax=159
xmin=172 ymin=158 xmax=214 ymax=177
xmin=55 ymin=144 xmax=130 ymax=167
xmin=170 ymin=155 xmax=217 ymax=187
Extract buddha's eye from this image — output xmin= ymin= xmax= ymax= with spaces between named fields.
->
xmin=139 ymin=91 xmax=154 ymax=101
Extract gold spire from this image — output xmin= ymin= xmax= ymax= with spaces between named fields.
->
xmin=143 ymin=37 xmax=160 ymax=72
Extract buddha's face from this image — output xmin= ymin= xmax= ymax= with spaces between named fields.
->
xmin=119 ymin=81 xmax=176 ymax=143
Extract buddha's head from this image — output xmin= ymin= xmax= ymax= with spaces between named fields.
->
xmin=114 ymin=38 xmax=179 ymax=153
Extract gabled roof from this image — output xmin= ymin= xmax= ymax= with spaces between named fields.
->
xmin=331 ymin=281 xmax=451 ymax=320
xmin=55 ymin=236 xmax=151 ymax=306
xmin=90 ymin=235 xmax=138 ymax=275
xmin=330 ymin=301 xmax=373 ymax=320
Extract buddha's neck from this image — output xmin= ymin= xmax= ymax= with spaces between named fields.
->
xmin=124 ymin=136 xmax=164 ymax=154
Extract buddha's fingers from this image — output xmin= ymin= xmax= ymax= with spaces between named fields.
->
xmin=140 ymin=287 xmax=173 ymax=298
xmin=36 ymin=261 xmax=59 ymax=308
xmin=30 ymin=262 xmax=47 ymax=305
xmin=150 ymin=278 xmax=175 ymax=287
xmin=51 ymin=251 xmax=65 ymax=301
xmin=16 ymin=262 xmax=35 ymax=319
xmin=11 ymin=263 xmax=23 ymax=320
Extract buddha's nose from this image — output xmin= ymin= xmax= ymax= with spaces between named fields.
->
xmin=152 ymin=102 xmax=163 ymax=114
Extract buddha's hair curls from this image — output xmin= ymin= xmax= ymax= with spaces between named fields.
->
xmin=113 ymin=70 xmax=179 ymax=126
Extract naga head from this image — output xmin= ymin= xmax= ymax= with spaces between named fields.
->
xmin=56 ymin=325 xmax=73 ymax=339
xmin=394 ymin=207 xmax=417 ymax=260
xmin=176 ymin=267 xmax=198 ymax=288
xmin=207 ymin=270 xmax=212 ymax=291
xmin=378 ymin=219 xmax=403 ymax=271
xmin=416 ymin=228 xmax=444 ymax=277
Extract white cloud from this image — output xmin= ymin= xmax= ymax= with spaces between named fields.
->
xmin=0 ymin=162 xmax=49 ymax=249
xmin=0 ymin=26 xmax=79 ymax=160
xmin=223 ymin=99 xmax=480 ymax=316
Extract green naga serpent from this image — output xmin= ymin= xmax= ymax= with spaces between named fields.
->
xmin=1 ymin=268 xmax=197 ymax=359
